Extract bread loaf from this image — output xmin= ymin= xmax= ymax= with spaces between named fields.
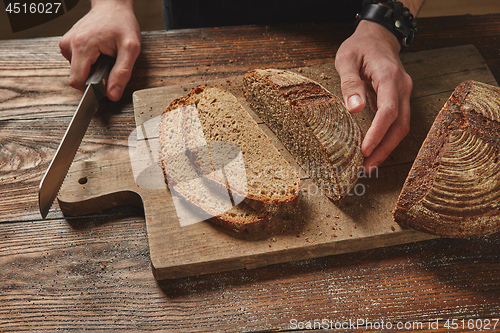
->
xmin=159 ymin=86 xmax=300 ymax=232
xmin=243 ymin=69 xmax=364 ymax=201
xmin=394 ymin=80 xmax=500 ymax=237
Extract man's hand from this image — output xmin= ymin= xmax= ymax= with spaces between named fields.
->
xmin=335 ymin=20 xmax=413 ymax=173
xmin=59 ymin=0 xmax=141 ymax=101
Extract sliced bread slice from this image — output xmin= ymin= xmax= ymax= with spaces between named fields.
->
xmin=167 ymin=85 xmax=301 ymax=212
xmin=158 ymin=104 xmax=271 ymax=233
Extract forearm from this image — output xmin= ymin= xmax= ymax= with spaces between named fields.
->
xmin=90 ymin=0 xmax=134 ymax=9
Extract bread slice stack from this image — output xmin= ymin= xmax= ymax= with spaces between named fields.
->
xmin=243 ymin=69 xmax=364 ymax=201
xmin=159 ymin=86 xmax=300 ymax=233
xmin=394 ymin=81 xmax=500 ymax=237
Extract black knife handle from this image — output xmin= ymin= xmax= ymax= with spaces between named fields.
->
xmin=86 ymin=54 xmax=115 ymax=100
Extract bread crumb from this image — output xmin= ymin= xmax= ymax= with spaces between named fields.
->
xmin=320 ymin=73 xmax=331 ymax=80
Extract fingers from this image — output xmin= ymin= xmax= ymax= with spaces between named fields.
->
xmin=361 ymin=79 xmax=399 ymax=158
xmin=59 ymin=32 xmax=140 ymax=100
xmin=106 ymin=37 xmax=141 ymax=101
xmin=335 ymin=49 xmax=366 ymax=114
xmin=335 ymin=19 xmax=412 ymax=172
xmin=59 ymin=31 xmax=101 ymax=92
xmin=58 ymin=1 xmax=141 ymax=100
xmin=58 ymin=35 xmax=71 ymax=61
xmin=364 ymin=96 xmax=410 ymax=173
xmin=70 ymin=50 xmax=101 ymax=92
xmin=363 ymin=74 xmax=412 ymax=173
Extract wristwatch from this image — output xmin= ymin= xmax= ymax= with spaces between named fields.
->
xmin=355 ymin=0 xmax=419 ymax=48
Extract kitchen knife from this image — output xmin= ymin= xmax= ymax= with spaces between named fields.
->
xmin=38 ymin=54 xmax=114 ymax=219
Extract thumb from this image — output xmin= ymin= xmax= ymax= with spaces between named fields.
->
xmin=335 ymin=56 xmax=366 ymax=113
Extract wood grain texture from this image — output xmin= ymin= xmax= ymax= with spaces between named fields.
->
xmin=1 ymin=15 xmax=500 ymax=332
xmin=0 ymin=225 xmax=498 ymax=331
xmin=59 ymin=46 xmax=494 ymax=281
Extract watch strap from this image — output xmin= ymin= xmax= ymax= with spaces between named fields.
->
xmin=356 ymin=1 xmax=418 ymax=47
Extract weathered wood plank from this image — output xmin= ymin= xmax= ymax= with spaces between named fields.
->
xmin=0 ymin=224 xmax=498 ymax=331
xmin=0 ymin=111 xmax=135 ymax=221
xmin=415 ymin=15 xmax=500 ymax=83
xmin=1 ymin=15 xmax=499 ymax=332
xmin=2 ymin=45 xmax=493 ymax=223
xmin=22 ymin=45 xmax=491 ymax=282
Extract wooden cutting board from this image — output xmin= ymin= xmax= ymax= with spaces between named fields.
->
xmin=58 ymin=45 xmax=498 ymax=280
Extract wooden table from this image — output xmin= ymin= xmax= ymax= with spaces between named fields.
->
xmin=1 ymin=14 xmax=499 ymax=332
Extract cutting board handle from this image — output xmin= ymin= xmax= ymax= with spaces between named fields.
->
xmin=57 ymin=159 xmax=146 ymax=216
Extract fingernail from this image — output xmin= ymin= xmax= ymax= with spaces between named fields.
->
xmin=109 ymin=85 xmax=123 ymax=101
xmin=347 ymin=94 xmax=362 ymax=111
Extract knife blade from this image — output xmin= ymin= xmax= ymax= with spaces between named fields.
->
xmin=38 ymin=54 xmax=114 ymax=219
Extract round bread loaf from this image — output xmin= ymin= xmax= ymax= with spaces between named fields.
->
xmin=394 ymin=80 xmax=500 ymax=237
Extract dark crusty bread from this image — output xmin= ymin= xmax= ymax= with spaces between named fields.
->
xmin=243 ymin=69 xmax=364 ymax=201
xmin=394 ymin=80 xmax=500 ymax=237
xmin=159 ymin=86 xmax=300 ymax=232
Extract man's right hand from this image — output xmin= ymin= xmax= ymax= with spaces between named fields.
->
xmin=59 ymin=0 xmax=141 ymax=101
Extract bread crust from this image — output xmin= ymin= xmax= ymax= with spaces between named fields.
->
xmin=243 ymin=69 xmax=364 ymax=201
xmin=169 ymin=184 xmax=272 ymax=233
xmin=394 ymin=80 xmax=500 ymax=237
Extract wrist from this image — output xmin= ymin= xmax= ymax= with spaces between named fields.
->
xmin=356 ymin=20 xmax=401 ymax=53
xmin=356 ymin=0 xmax=419 ymax=48
xmin=91 ymin=0 xmax=134 ymax=9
